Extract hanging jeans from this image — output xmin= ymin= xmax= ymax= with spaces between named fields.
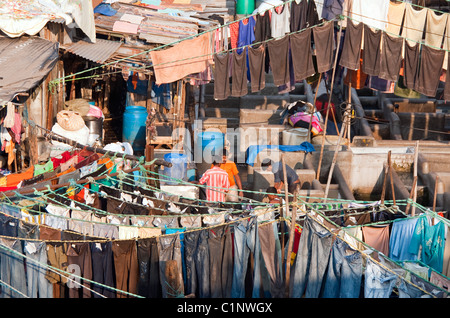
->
xmin=90 ymin=241 xmax=116 ymax=298
xmin=25 ymin=241 xmax=53 ymax=298
xmin=0 ymin=238 xmax=27 ymax=298
xmin=194 ymin=230 xmax=210 ymax=298
xmin=364 ymin=258 xmax=397 ymax=298
xmin=136 ymin=237 xmax=161 ymax=298
xmin=208 ymin=225 xmax=233 ymax=298
xmin=184 ymin=231 xmax=200 ymax=296
xmin=290 ymin=215 xmax=334 ymax=298
xmin=321 ymin=237 xmax=363 ymax=298
xmin=259 ymin=222 xmax=284 ymax=298
xmin=231 ymin=216 xmax=262 ymax=298
xmin=158 ymin=234 xmax=184 ymax=298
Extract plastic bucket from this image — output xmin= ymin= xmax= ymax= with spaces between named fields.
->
xmin=162 ymin=153 xmax=188 ymax=185
xmin=122 ymin=106 xmax=148 ymax=152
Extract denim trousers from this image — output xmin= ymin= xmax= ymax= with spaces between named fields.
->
xmin=290 ymin=215 xmax=334 ymax=298
xmin=231 ymin=216 xmax=262 ymax=298
xmin=321 ymin=237 xmax=363 ymax=298
xmin=183 ymin=231 xmax=200 ymax=296
xmin=136 ymin=237 xmax=161 ymax=298
xmin=0 ymin=238 xmax=27 ymax=298
xmin=208 ymin=225 xmax=233 ymax=298
xmin=158 ymin=234 xmax=184 ymax=298
xmin=90 ymin=241 xmax=116 ymax=298
xmin=24 ymin=241 xmax=53 ymax=298
xmin=194 ymin=230 xmax=210 ymax=298
xmin=259 ymin=222 xmax=284 ymax=298
xmin=364 ymin=258 xmax=397 ymax=298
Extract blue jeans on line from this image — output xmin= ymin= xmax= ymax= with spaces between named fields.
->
xmin=0 ymin=239 xmax=27 ymax=298
xmin=321 ymin=237 xmax=363 ymax=298
xmin=290 ymin=215 xmax=334 ymax=298
xmin=25 ymin=241 xmax=53 ymax=298
xmin=364 ymin=258 xmax=397 ymax=298
xmin=231 ymin=216 xmax=262 ymax=298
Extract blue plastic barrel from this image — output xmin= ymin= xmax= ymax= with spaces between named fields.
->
xmin=162 ymin=153 xmax=188 ymax=185
xmin=197 ymin=131 xmax=224 ymax=158
xmin=122 ymin=106 xmax=148 ymax=152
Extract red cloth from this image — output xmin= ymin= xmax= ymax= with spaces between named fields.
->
xmin=50 ymin=151 xmax=73 ymax=169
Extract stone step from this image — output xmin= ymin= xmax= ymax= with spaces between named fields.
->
xmin=204 ymin=107 xmax=240 ymax=119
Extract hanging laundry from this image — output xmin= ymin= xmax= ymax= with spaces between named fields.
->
xmin=231 ymin=48 xmax=248 ymax=97
xmin=213 ymin=52 xmax=231 ymax=100
xmin=339 ymin=19 xmax=363 ymax=70
xmin=267 ymin=35 xmax=290 ymax=86
xmin=389 ymin=217 xmax=419 ymax=262
xmin=362 ymin=25 xmax=382 ymax=76
xmin=444 ymin=56 xmax=450 ymax=100
xmin=414 ymin=44 xmax=445 ymax=97
xmin=290 ymin=28 xmax=316 ymax=81
xmin=312 ymin=21 xmax=335 ymax=73
xmin=237 ymin=16 xmax=256 ymax=81
xmin=401 ymin=3 xmax=427 ymax=46
xmin=362 ymin=224 xmax=390 ymax=261
xmin=350 ymin=0 xmax=389 ymax=31
xmin=442 ymin=17 xmax=450 ymax=70
xmin=403 ymin=41 xmax=420 ymax=90
xmin=386 ymin=0 xmax=405 ymax=35
xmin=229 ymin=20 xmax=240 ymax=49
xmin=271 ymin=3 xmax=290 ymax=38
xmin=290 ymin=0 xmax=307 ymax=32
xmin=321 ymin=0 xmax=345 ymax=21
xmin=424 ymin=9 xmax=447 ymax=48
xmin=150 ymin=32 xmax=212 ymax=85
xmin=378 ymin=32 xmax=403 ymax=82
xmin=248 ymin=44 xmax=266 ymax=92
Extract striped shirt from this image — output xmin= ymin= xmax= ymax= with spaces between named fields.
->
xmin=199 ymin=166 xmax=230 ymax=202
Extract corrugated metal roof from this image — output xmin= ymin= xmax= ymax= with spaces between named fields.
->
xmin=0 ymin=36 xmax=59 ymax=104
xmin=65 ymin=38 xmax=122 ymax=64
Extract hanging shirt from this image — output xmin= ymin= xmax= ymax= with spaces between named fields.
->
xmin=199 ymin=166 xmax=230 ymax=202
xmin=408 ymin=214 xmax=447 ymax=273
xmin=270 ymin=4 xmax=290 ymax=38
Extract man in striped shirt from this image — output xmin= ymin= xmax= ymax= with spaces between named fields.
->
xmin=198 ymin=160 xmax=230 ymax=203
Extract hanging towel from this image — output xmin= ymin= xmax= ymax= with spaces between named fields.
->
xmin=322 ymin=0 xmax=345 ymax=21
xmin=267 ymin=35 xmax=291 ymax=86
xmin=3 ymin=102 xmax=14 ymax=128
xmin=378 ymin=31 xmax=403 ymax=82
xmin=404 ymin=41 xmax=420 ymax=90
xmin=231 ymin=48 xmax=248 ymax=97
xmin=414 ymin=44 xmax=445 ymax=97
xmin=339 ymin=19 xmax=363 ymax=70
xmin=401 ymin=3 xmax=427 ymax=46
xmin=290 ymin=28 xmax=316 ymax=81
xmin=350 ymin=0 xmax=389 ymax=31
xmin=362 ymin=25 xmax=382 ymax=76
xmin=213 ymin=52 xmax=231 ymax=100
xmin=442 ymin=17 xmax=450 ymax=70
xmin=386 ymin=0 xmax=405 ymax=35
xmin=312 ymin=21 xmax=335 ymax=73
xmin=424 ymin=9 xmax=447 ymax=48
xmin=248 ymin=44 xmax=266 ymax=92
xmin=444 ymin=56 xmax=450 ymax=100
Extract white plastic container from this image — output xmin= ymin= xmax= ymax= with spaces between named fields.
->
xmin=282 ymin=128 xmax=308 ymax=145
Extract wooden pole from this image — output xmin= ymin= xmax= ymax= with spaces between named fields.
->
xmin=309 ymin=73 xmax=322 ymax=143
xmin=387 ymin=151 xmax=396 ymax=206
xmin=317 ymin=22 xmax=343 ymax=180
xmin=405 ymin=176 xmax=417 ymax=215
xmin=281 ymin=154 xmax=290 ymax=275
xmin=284 ymin=188 xmax=298 ymax=297
xmin=380 ymin=162 xmax=388 ymax=205
xmin=412 ymin=141 xmax=419 ymax=215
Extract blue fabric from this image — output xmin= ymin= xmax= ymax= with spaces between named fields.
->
xmin=388 ymin=218 xmax=418 ymax=262
xmin=246 ymin=142 xmax=315 ymax=166
xmin=93 ymin=3 xmax=117 ymax=16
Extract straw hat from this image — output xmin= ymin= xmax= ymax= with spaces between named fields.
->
xmin=56 ymin=110 xmax=85 ymax=131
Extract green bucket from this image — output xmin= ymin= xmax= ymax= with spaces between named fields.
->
xmin=236 ymin=0 xmax=255 ymax=15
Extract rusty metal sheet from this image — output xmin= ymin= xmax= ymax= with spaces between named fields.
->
xmin=65 ymin=38 xmax=122 ymax=64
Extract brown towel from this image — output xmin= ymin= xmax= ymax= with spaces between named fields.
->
xmin=362 ymin=25 xmax=381 ymax=76
xmin=290 ymin=29 xmax=315 ymax=81
xmin=248 ymin=44 xmax=266 ymax=92
xmin=231 ymin=48 xmax=248 ymax=97
xmin=339 ymin=19 xmax=363 ymax=70
xmin=313 ymin=21 xmax=335 ymax=73
xmin=213 ymin=52 xmax=231 ymax=100
xmin=414 ymin=45 xmax=445 ymax=97
xmin=404 ymin=41 xmax=420 ymax=90
xmin=378 ymin=32 xmax=403 ymax=82
xmin=267 ymin=35 xmax=290 ymax=86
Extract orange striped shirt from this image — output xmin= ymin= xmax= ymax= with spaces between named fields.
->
xmin=199 ymin=166 xmax=230 ymax=202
